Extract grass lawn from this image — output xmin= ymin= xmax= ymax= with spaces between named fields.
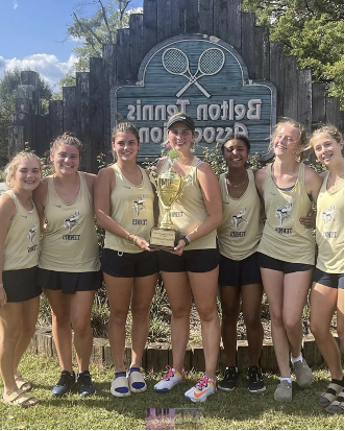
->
xmin=0 ymin=353 xmax=343 ymax=430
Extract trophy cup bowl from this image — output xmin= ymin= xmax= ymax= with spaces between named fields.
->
xmin=149 ymin=167 xmax=184 ymax=249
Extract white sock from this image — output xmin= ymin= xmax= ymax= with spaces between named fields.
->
xmin=291 ymin=354 xmax=303 ymax=363
xmin=281 ymin=377 xmax=292 ymax=384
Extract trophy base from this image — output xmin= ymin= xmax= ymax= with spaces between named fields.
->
xmin=149 ymin=227 xmax=179 ymax=250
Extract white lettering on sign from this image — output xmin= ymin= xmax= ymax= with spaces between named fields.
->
xmin=127 ymin=99 xmax=262 ymax=122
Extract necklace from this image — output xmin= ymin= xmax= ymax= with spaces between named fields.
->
xmin=226 ymin=172 xmax=248 ymax=188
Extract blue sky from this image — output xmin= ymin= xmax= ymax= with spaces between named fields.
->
xmin=0 ymin=0 xmax=143 ymax=91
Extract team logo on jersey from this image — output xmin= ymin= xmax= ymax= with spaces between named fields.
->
xmin=321 ymin=204 xmax=337 ymax=228
xmin=64 ymin=210 xmax=80 ymax=232
xmin=231 ymin=207 xmax=248 ymax=230
xmin=275 ymin=202 xmax=293 ymax=226
xmin=132 ymin=195 xmax=147 ymax=217
xmin=27 ymin=223 xmax=38 ymax=244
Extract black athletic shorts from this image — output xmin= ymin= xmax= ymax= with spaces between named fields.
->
xmin=101 ymin=248 xmax=159 ymax=278
xmin=219 ymin=252 xmax=262 ymax=287
xmin=314 ymin=267 xmax=344 ymax=289
xmin=159 ymin=248 xmax=220 ymax=273
xmin=2 ymin=266 xmax=42 ymax=302
xmin=258 ymin=253 xmax=313 ymax=274
xmin=37 ymin=268 xmax=102 ymax=294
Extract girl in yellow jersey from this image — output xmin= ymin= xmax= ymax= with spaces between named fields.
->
xmin=153 ymin=113 xmax=222 ymax=403
xmin=255 ymin=118 xmax=322 ymax=402
xmin=217 ymin=134 xmax=265 ymax=394
xmin=95 ymin=122 xmax=158 ymax=397
xmin=34 ymin=133 xmax=102 ymax=397
xmin=309 ymin=125 xmax=344 ymax=414
xmin=0 ymin=151 xmax=41 ymax=407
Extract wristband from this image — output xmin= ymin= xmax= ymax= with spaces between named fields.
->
xmin=125 ymin=233 xmax=132 ymax=243
xmin=181 ymin=235 xmax=191 ymax=246
xmin=0 ymin=284 xmax=3 ymax=288
xmin=133 ymin=235 xmax=139 ymax=245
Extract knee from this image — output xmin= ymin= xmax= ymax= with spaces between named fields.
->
xmin=310 ymin=318 xmax=326 ymax=339
xmin=221 ymin=308 xmax=238 ymax=325
xmin=131 ymin=304 xmax=150 ymax=322
xmin=243 ymin=314 xmax=262 ymax=332
xmin=20 ymin=322 xmax=36 ymax=339
xmin=71 ymin=318 xmax=91 ymax=336
xmin=197 ymin=304 xmax=218 ymax=323
xmin=109 ymin=310 xmax=127 ymax=327
xmin=284 ymin=316 xmax=301 ymax=332
xmin=171 ymin=303 xmax=192 ymax=320
xmin=52 ymin=312 xmax=70 ymax=327
xmin=269 ymin=310 xmax=284 ymax=327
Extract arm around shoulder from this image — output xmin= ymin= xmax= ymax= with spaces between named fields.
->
xmin=305 ymin=165 xmax=322 ymax=204
xmin=254 ymin=167 xmax=267 ymax=196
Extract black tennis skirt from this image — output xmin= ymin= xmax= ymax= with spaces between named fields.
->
xmin=2 ymin=266 xmax=42 ymax=302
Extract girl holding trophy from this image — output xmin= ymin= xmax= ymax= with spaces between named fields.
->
xmin=95 ymin=122 xmax=158 ymax=397
xmin=153 ymin=112 xmax=222 ymax=403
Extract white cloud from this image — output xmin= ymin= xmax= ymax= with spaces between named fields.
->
xmin=0 ymin=54 xmax=78 ymax=90
xmin=13 ymin=1 xmax=18 ymax=9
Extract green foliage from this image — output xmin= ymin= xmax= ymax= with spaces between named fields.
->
xmin=242 ymin=0 xmax=344 ymax=106
xmin=59 ymin=0 xmax=138 ymax=90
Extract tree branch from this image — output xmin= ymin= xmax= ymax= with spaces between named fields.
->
xmin=73 ymin=12 xmax=104 ymax=46
xmin=97 ymin=0 xmax=113 ymax=43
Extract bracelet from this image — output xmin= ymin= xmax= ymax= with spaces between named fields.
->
xmin=125 ymin=233 xmax=132 ymax=243
xmin=132 ymin=235 xmax=139 ymax=245
xmin=0 ymin=284 xmax=3 ymax=288
xmin=181 ymin=235 xmax=191 ymax=246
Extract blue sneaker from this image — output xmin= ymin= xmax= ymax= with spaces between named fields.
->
xmin=52 ymin=370 xmax=75 ymax=396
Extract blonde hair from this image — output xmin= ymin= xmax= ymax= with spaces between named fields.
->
xmin=269 ymin=117 xmax=308 ymax=162
xmin=112 ymin=122 xmax=140 ymax=143
xmin=5 ymin=151 xmax=42 ymax=189
xmin=308 ymin=124 xmax=343 ymax=149
xmin=50 ymin=132 xmax=83 ymax=153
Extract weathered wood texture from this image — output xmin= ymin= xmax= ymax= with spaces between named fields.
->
xmin=9 ymin=0 xmax=343 ymax=168
xmin=29 ymin=330 xmax=341 ymax=373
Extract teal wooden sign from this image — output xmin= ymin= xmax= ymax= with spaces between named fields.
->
xmin=111 ymin=34 xmax=277 ymax=160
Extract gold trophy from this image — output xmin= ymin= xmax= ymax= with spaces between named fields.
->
xmin=149 ymin=152 xmax=184 ymax=249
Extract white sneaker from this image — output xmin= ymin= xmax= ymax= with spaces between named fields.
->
xmin=110 ymin=375 xmax=130 ymax=397
xmin=153 ymin=365 xmax=185 ymax=392
xmin=184 ymin=376 xmax=216 ymax=403
xmin=128 ymin=369 xmax=147 ymax=393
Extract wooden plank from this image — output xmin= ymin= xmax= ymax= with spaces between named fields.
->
xmin=226 ymin=0 xmax=242 ymax=51
xmin=146 ymin=343 xmax=170 ymax=372
xmin=190 ymin=345 xmax=205 ymax=372
xmin=103 ymin=44 xmax=117 ymax=159
xmin=298 ymin=69 xmax=312 ymax=133
xmin=63 ymin=87 xmax=77 ymax=133
xmin=185 ymin=0 xmax=199 ymax=33
xmin=129 ymin=14 xmax=144 ymax=82
xmin=143 ymin=0 xmax=157 ymax=56
xmin=325 ymin=97 xmax=341 ymax=129
xmin=214 ymin=0 xmax=228 ymax=41
xmin=21 ymin=70 xmax=38 ymax=87
xmin=283 ymin=56 xmax=298 ymax=120
xmin=199 ymin=0 xmax=214 ymax=35
xmin=156 ymin=0 xmax=172 ymax=43
xmin=76 ymin=72 xmax=91 ymax=172
xmin=270 ymin=42 xmax=285 ymax=119
xmin=312 ymin=82 xmax=326 ymax=128
xmin=241 ymin=13 xmax=256 ymax=79
xmin=89 ymin=57 xmax=104 ymax=173
xmin=116 ymin=28 xmax=130 ymax=83
xmin=48 ymin=100 xmax=63 ymax=139
xmin=254 ymin=26 xmax=270 ymax=80
xmin=103 ymin=343 xmax=114 ymax=365
xmin=237 ymin=341 xmax=250 ymax=371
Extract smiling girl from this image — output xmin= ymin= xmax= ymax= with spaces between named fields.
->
xmin=217 ymin=134 xmax=265 ymax=394
xmin=255 ymin=118 xmax=322 ymax=402
xmin=33 ymin=133 xmax=101 ymax=397
xmin=0 ymin=151 xmax=42 ymax=407
xmin=152 ymin=112 xmax=222 ymax=403
xmin=309 ymin=125 xmax=344 ymax=414
xmin=94 ymin=122 xmax=158 ymax=397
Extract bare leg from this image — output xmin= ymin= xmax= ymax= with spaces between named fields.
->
xmin=0 ymin=303 xmax=22 ymax=398
xmin=260 ymin=268 xmax=290 ymax=377
xmin=241 ymin=283 xmax=264 ymax=367
xmin=219 ymin=285 xmax=241 ymax=367
xmin=70 ymin=290 xmax=95 ymax=373
xmin=161 ymin=271 xmax=192 ymax=372
xmin=283 ymin=270 xmax=312 ymax=358
xmin=104 ymin=273 xmax=133 ymax=373
xmin=131 ymin=274 xmax=157 ymax=368
xmin=337 ymin=288 xmax=344 ymax=348
xmin=13 ymin=296 xmax=40 ymax=375
xmin=190 ymin=267 xmax=221 ymax=381
xmin=45 ymin=289 xmax=73 ymax=373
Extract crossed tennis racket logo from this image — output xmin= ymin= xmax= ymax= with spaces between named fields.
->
xmin=162 ymin=48 xmax=225 ymax=99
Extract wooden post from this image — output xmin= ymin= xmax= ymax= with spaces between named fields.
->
xmin=90 ymin=57 xmax=104 ymax=173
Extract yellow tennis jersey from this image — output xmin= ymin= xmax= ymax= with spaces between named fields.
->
xmin=316 ymin=172 xmax=344 ymax=273
xmin=258 ymin=163 xmax=315 ymax=265
xmin=3 ymin=191 xmax=40 ymax=271
xmin=218 ymin=170 xmax=263 ymax=260
xmin=39 ymin=172 xmax=100 ymax=272
xmin=104 ymin=164 xmax=155 ymax=254
xmin=158 ymin=157 xmax=217 ymax=250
